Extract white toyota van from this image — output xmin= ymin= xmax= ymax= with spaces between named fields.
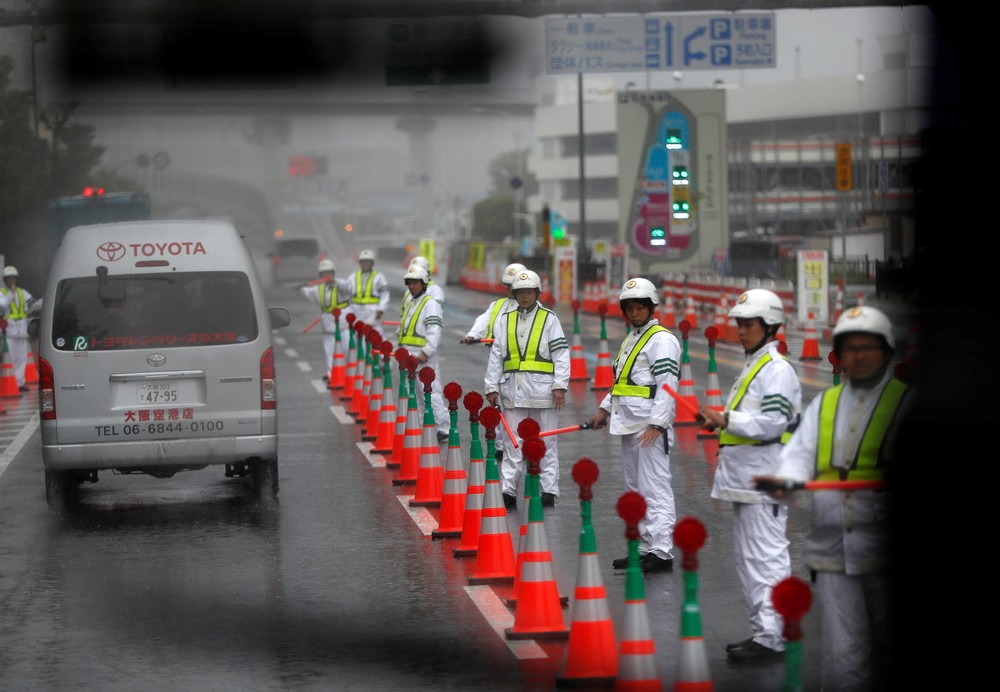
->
xmin=35 ymin=220 xmax=291 ymax=509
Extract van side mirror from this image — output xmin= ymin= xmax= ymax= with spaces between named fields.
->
xmin=27 ymin=317 xmax=40 ymax=339
xmin=269 ymin=307 xmax=291 ymax=329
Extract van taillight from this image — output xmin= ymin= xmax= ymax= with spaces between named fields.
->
xmin=271 ymin=256 xmax=280 ymax=267
xmin=260 ymin=347 xmax=276 ymax=410
xmin=39 ymin=357 xmax=56 ymax=420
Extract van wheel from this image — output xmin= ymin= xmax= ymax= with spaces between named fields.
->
xmin=44 ymin=470 xmax=78 ymax=511
xmin=250 ymin=458 xmax=279 ymax=500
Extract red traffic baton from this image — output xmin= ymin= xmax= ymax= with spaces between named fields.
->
xmin=661 ymin=382 xmax=704 ymax=422
xmin=754 ymin=478 xmax=887 ymax=492
xmin=537 ymin=422 xmax=593 ymax=438
xmin=383 ymin=320 xmax=401 ymax=326
xmin=493 ymin=405 xmax=519 ymax=449
xmin=480 ymin=338 xmax=494 ymax=344
xmin=302 ymin=315 xmax=323 ymax=334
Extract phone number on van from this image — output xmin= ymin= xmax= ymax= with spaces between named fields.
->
xmin=94 ymin=421 xmax=225 ymax=436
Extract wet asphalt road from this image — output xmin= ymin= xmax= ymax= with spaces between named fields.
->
xmin=0 ymin=263 xmax=851 ymax=691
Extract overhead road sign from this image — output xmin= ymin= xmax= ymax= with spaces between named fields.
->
xmin=545 ymin=13 xmax=775 ymax=75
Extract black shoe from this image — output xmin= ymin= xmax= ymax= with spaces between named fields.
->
xmin=726 ymin=638 xmax=754 ymax=652
xmin=437 ymin=430 xmax=449 ymax=443
xmin=502 ymin=493 xmax=517 ymax=510
xmin=639 ymin=553 xmax=674 ymax=572
xmin=322 ymin=374 xmax=329 ymax=382
xmin=541 ymin=492 xmax=556 ymax=507
xmin=727 ymin=640 xmax=783 ymax=663
xmin=611 ymin=556 xmax=633 ymax=569
xmin=19 ymin=385 xmax=29 ymax=392
xmin=496 ymin=451 xmax=504 ymax=463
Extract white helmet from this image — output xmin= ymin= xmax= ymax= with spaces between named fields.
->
xmin=728 ymin=289 xmax=785 ymax=325
xmin=510 ymin=269 xmax=541 ymax=292
xmin=833 ymin=306 xmax=895 ymax=351
xmin=618 ymin=277 xmax=660 ymax=305
xmin=501 ymin=262 xmax=528 ymax=286
xmin=317 ymin=259 xmax=335 ymax=274
xmin=403 ymin=264 xmax=430 ymax=283
xmin=2 ymin=266 xmax=17 ymax=278
xmin=359 ymin=249 xmax=376 ymax=262
xmin=411 ymin=256 xmax=431 ymax=272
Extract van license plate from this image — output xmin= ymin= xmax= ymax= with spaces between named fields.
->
xmin=137 ymin=382 xmax=179 ymax=404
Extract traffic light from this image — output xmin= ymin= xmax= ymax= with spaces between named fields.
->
xmin=650 ymin=226 xmax=666 ymax=247
xmin=550 ymin=210 xmax=567 ymax=241
xmin=664 ymin=128 xmax=683 ymax=150
xmin=671 ymin=199 xmax=690 ymax=220
xmin=671 ymin=166 xmax=689 ymax=186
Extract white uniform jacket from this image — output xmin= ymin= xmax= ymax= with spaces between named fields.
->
xmin=465 ymin=296 xmax=516 ymax=341
xmin=777 ymin=370 xmax=908 ymax=575
xmin=484 ymin=302 xmax=570 ymax=409
xmin=598 ymin=319 xmax=681 ymax=436
xmin=712 ymin=341 xmax=802 ymax=504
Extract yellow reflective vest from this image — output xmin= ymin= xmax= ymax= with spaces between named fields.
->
xmin=502 ymin=307 xmax=554 ymax=374
xmin=610 ymin=325 xmax=668 ymax=398
xmin=815 ymin=378 xmax=909 ymax=481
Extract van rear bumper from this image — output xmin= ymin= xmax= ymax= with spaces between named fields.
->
xmin=41 ymin=435 xmax=278 ymax=471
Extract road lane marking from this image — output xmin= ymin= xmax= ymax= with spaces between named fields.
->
xmin=464 ymin=585 xmax=548 ymax=659
xmin=396 ymin=495 xmax=437 ymax=535
xmin=0 ymin=413 xmax=39 ymax=479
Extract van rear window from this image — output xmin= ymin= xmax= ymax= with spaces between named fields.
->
xmin=275 ymin=239 xmax=320 ymax=258
xmin=51 ymin=271 xmax=258 ymax=351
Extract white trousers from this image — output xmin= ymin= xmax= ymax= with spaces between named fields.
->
xmin=500 ymin=406 xmax=559 ymax=496
xmin=7 ymin=335 xmax=28 ymax=387
xmin=621 ymin=430 xmax=675 ymax=559
xmin=732 ymin=501 xmax=791 ymax=651
xmin=816 ymin=570 xmax=891 ymax=691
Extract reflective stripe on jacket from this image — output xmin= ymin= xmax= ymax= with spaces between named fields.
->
xmin=502 ymin=307 xmax=554 ymax=374
xmin=2 ymin=288 xmax=26 ymax=319
xmin=610 ymin=325 xmax=668 ymax=398
xmin=815 ymin=378 xmax=908 ymax=481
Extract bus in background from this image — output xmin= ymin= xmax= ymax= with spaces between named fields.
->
xmin=725 ymin=235 xmax=805 ymax=281
xmin=43 ymin=188 xmax=151 ymax=285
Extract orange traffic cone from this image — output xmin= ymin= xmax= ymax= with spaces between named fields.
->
xmin=506 ymin=436 xmax=569 ymax=640
xmin=592 ymin=304 xmax=614 ymax=390
xmin=683 ymin=293 xmax=698 ymax=329
xmin=799 ymin=312 xmax=821 ymax=361
xmin=341 ymin=316 xmax=358 ymax=402
xmin=455 ymin=393 xmax=486 ymax=558
xmin=352 ymin=331 xmax=372 ymax=420
xmin=856 ymin=292 xmax=865 ymax=307
xmin=557 ymin=458 xmax=618 ymax=686
xmin=392 ymin=367 xmax=422 ymax=486
xmin=675 ymin=321 xmax=700 ymax=426
xmin=659 ymin=286 xmax=676 ymax=329
xmin=725 ymin=294 xmax=740 ymax=343
xmin=673 ymin=516 xmax=713 ymax=692
xmin=714 ymin=294 xmax=729 ymax=343
xmin=363 ymin=340 xmax=383 ymax=440
xmin=410 ymin=368 xmax=444 ymax=508
xmin=25 ymin=350 xmax=38 ymax=385
xmin=433 ymin=383 xmax=467 ymax=538
xmin=698 ymin=329 xmax=724 ymax=441
xmin=388 ymin=350 xmax=413 ymax=469
xmin=569 ymin=303 xmax=590 ymax=382
xmin=328 ymin=310 xmax=346 ymax=390
xmin=372 ymin=347 xmax=397 ymax=454
xmin=0 ymin=337 xmax=19 ymax=397
xmin=616 ymin=491 xmax=663 ymax=691
xmin=468 ymin=406 xmax=516 ymax=585
xmin=540 ymin=274 xmax=554 ymax=305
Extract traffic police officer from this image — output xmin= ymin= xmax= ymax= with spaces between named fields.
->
xmin=587 ymin=277 xmax=681 ymax=572
xmin=699 ymin=288 xmax=802 ymax=662
xmin=757 ymin=305 xmax=910 ymax=691
xmin=299 ymin=259 xmax=353 ymax=377
xmin=484 ymin=270 xmax=569 ymax=508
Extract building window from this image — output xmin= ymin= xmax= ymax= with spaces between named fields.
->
xmin=561 ymin=177 xmax=618 ymax=200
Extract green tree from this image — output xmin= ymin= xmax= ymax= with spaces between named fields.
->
xmin=487 ymin=148 xmax=535 ymax=197
xmin=473 ymin=148 xmax=536 ymax=242
xmin=0 ymin=54 xmax=46 ymax=223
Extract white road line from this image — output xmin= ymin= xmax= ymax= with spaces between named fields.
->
xmin=330 ymin=405 xmax=354 ymax=424
xmin=296 ymin=361 xmax=312 ymax=372
xmin=396 ymin=495 xmax=437 ymax=536
xmin=463 ymin=585 xmax=548 ymax=660
xmin=285 ymin=348 xmax=299 ymax=358
xmin=0 ymin=413 xmax=39 ymax=479
xmin=356 ymin=441 xmax=387 ymax=467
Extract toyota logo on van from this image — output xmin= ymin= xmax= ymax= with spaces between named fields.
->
xmin=96 ymin=242 xmax=127 ymax=262
xmin=147 ymin=353 xmax=166 ymax=368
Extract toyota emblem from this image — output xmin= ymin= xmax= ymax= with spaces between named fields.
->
xmin=96 ymin=241 xmax=127 ymax=262
xmin=147 ymin=353 xmax=166 ymax=368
